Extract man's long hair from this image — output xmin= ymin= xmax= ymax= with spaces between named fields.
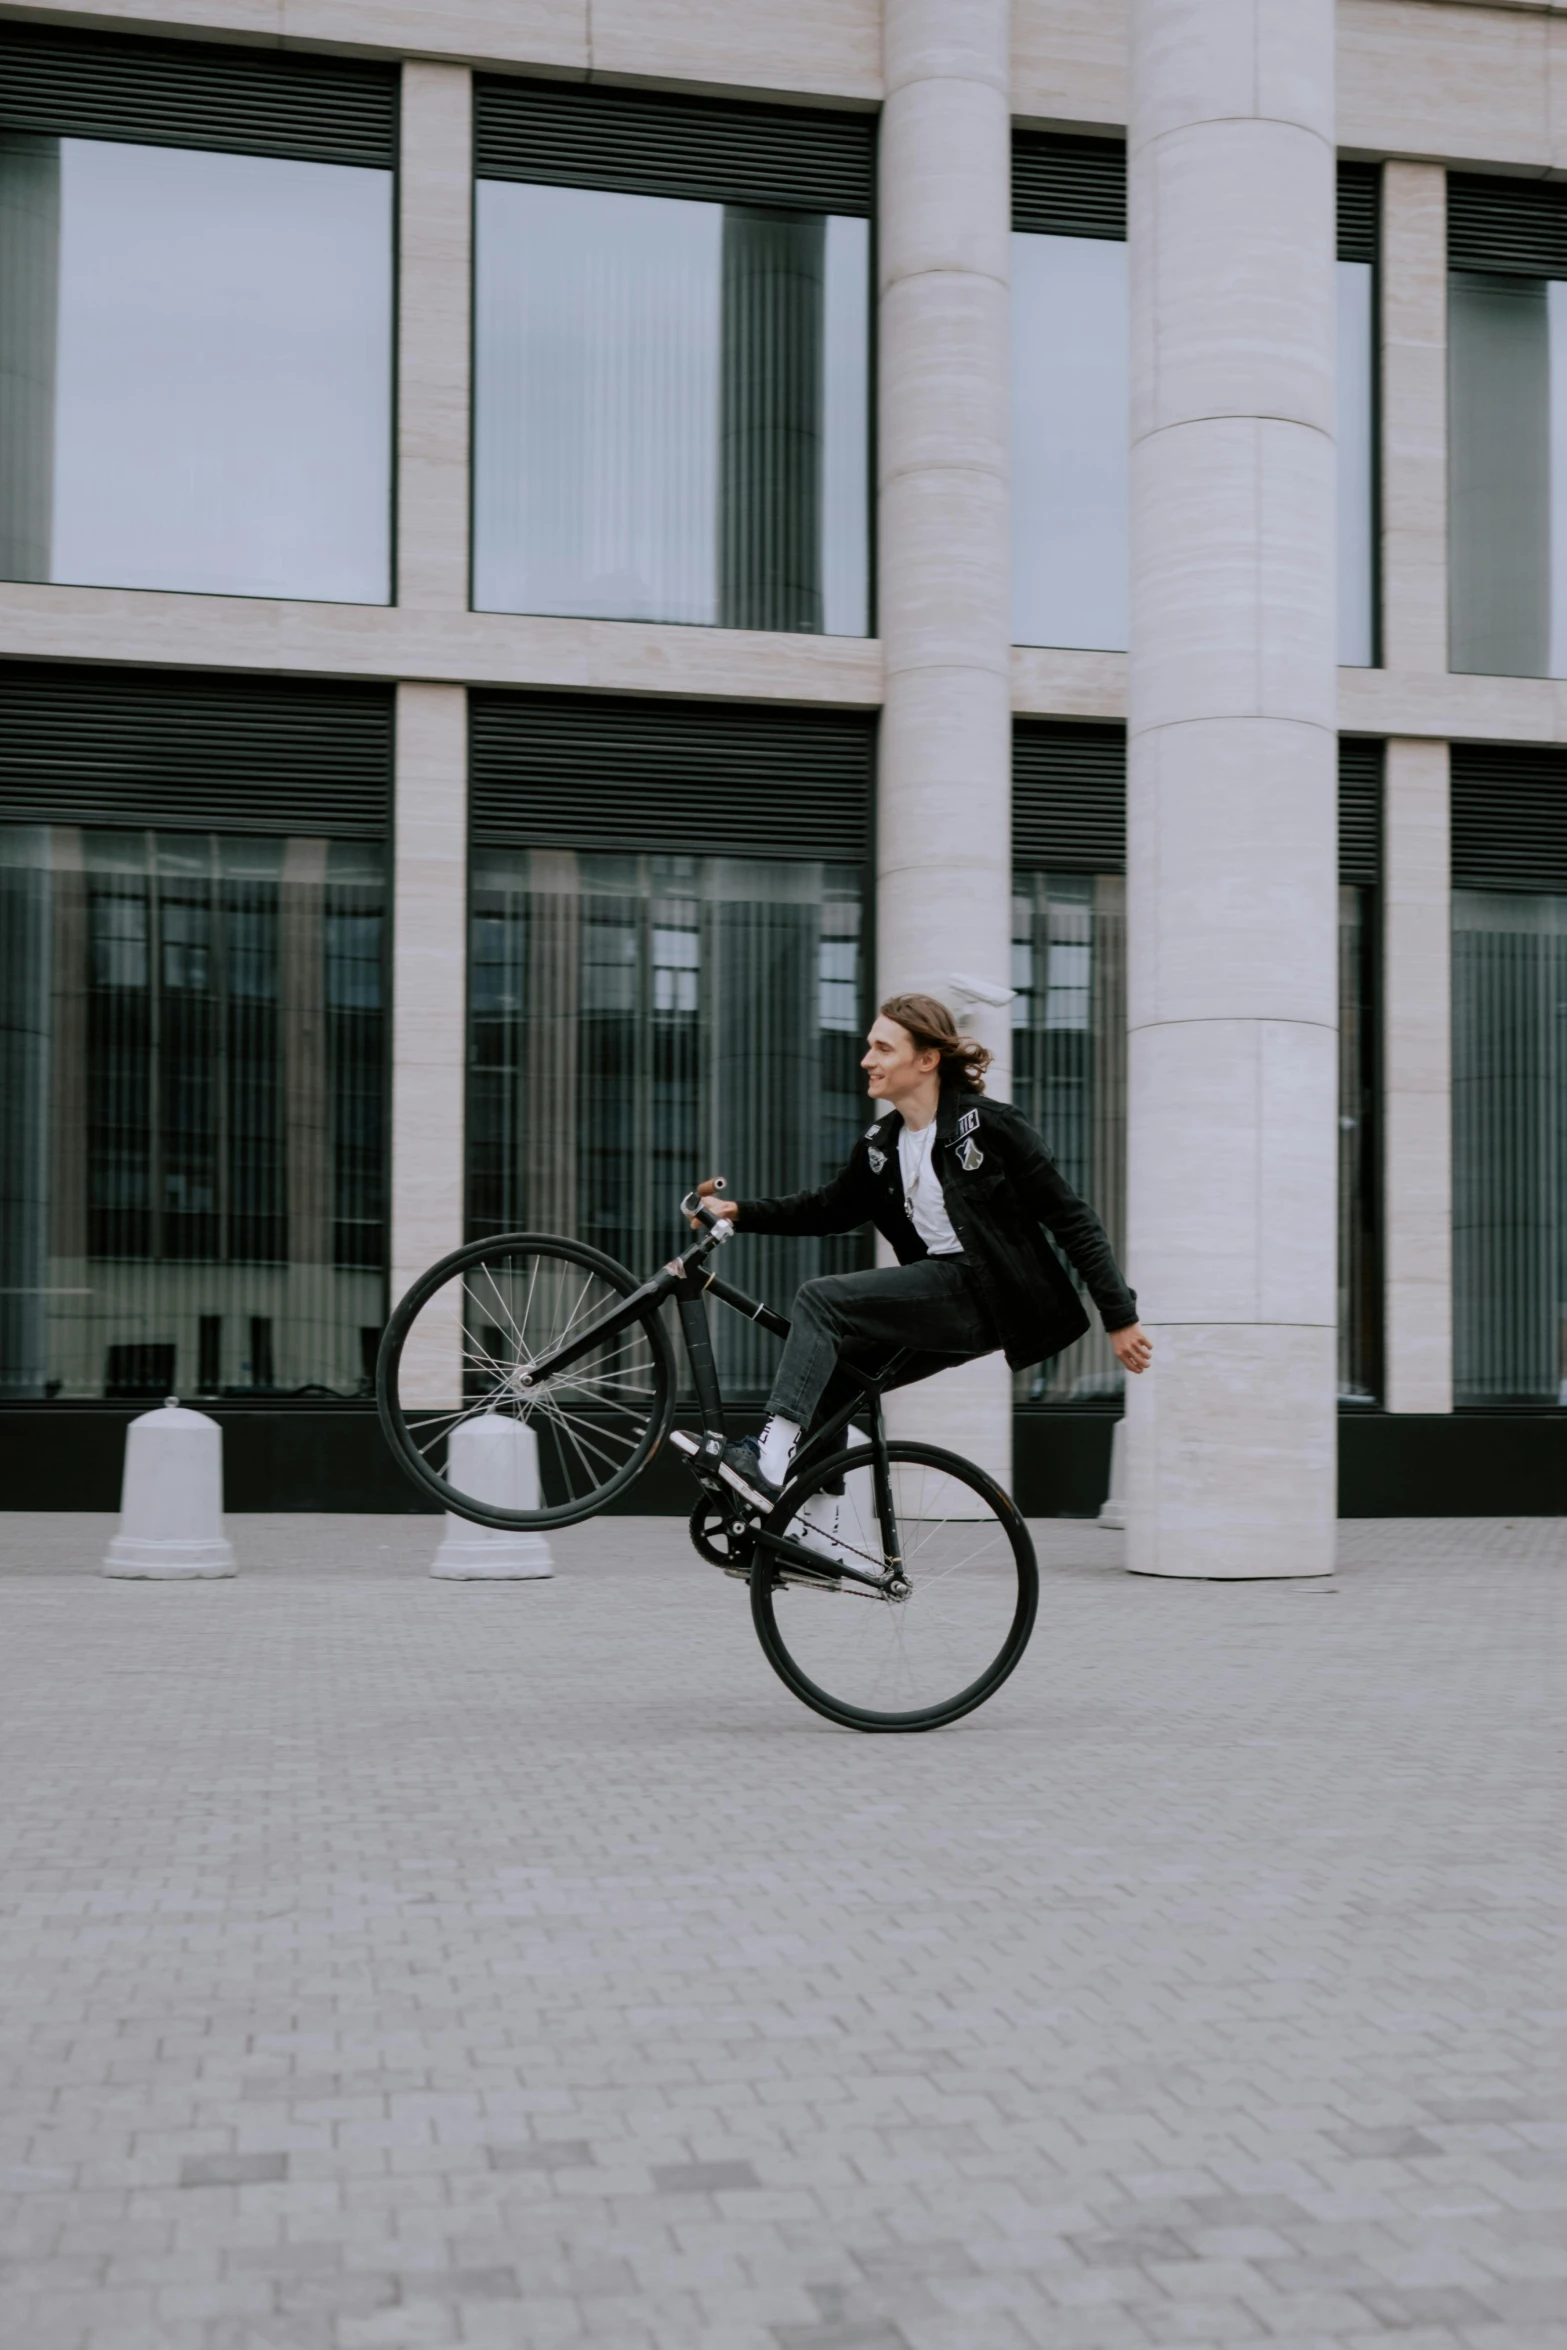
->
xmin=879 ymin=993 xmax=992 ymax=1094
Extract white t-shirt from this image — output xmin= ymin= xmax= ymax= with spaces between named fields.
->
xmin=897 ymin=1116 xmax=962 ymax=1256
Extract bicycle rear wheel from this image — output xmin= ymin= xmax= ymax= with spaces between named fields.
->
xmin=377 ymin=1234 xmax=676 ymax=1528
xmin=749 ymin=1441 xmax=1038 ymax=1732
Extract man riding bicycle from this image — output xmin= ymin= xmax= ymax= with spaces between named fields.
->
xmin=699 ymin=991 xmax=1152 ymax=1515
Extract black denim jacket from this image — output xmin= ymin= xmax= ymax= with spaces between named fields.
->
xmin=739 ymin=1090 xmax=1138 ymax=1372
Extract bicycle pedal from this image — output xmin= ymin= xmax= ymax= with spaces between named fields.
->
xmin=669 ymin=1429 xmax=698 ymax=1457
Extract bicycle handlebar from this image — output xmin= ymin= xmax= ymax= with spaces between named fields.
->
xmin=679 ymin=1177 xmax=735 ymax=1242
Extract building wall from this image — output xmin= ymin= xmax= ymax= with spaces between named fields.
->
xmin=4 ymin=0 xmax=1567 ymax=1511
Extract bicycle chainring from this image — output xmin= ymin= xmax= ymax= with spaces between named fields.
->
xmin=688 ymin=1496 xmax=755 ymax=1576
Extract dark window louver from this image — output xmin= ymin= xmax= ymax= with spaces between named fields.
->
xmin=474 ymin=79 xmax=874 ymax=216
xmin=470 ymin=693 xmax=874 ymax=862
xmin=0 ymin=665 xmax=393 ymax=838
xmin=1452 ymin=743 xmax=1567 ymax=891
xmin=1337 ymin=163 xmax=1380 ymax=264
xmin=1009 ymin=148 xmax=1375 ymax=253
xmin=1338 ymin=739 xmax=1382 ymax=885
xmin=0 ymin=20 xmax=397 ymax=169
xmin=1012 ymin=133 xmax=1125 ymax=240
xmin=1013 ymin=723 xmax=1126 ymax=869
xmin=1449 ymin=174 xmax=1567 ymax=278
xmin=1013 ymin=724 xmax=1381 ymax=884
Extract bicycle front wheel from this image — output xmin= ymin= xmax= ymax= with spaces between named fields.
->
xmin=377 ymin=1234 xmax=676 ymax=1528
xmin=750 ymin=1441 xmax=1038 ymax=1733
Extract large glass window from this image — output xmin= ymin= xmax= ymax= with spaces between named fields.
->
xmin=473 ymin=183 xmax=870 ymax=634
xmin=1338 ymin=258 xmax=1377 ymax=668
xmin=1011 ymin=235 xmax=1129 ymax=653
xmin=1010 ymin=243 xmax=1374 ymax=664
xmin=1339 ymin=884 xmax=1380 ymax=1399
xmin=0 ymin=826 xmax=387 ymax=1401
xmin=1011 ymin=873 xmax=1127 ymax=1401
xmin=1011 ymin=869 xmax=1381 ymax=1407
xmin=468 ymin=849 xmax=868 ymax=1398
xmin=1452 ymin=890 xmax=1567 ymax=1404
xmin=1448 ymin=272 xmax=1567 ymax=677
xmin=0 ymin=133 xmax=392 ymax=602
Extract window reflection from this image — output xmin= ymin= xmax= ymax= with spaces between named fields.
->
xmin=1011 ymin=874 xmax=1127 ymax=1402
xmin=473 ymin=181 xmax=869 ymax=635
xmin=467 ymin=850 xmax=869 ymax=1399
xmin=1453 ymin=889 xmax=1567 ymax=1402
xmin=0 ymin=826 xmax=387 ymax=1400
xmin=1011 ymin=234 xmax=1129 ymax=652
xmin=1448 ymin=271 xmax=1567 ymax=677
xmin=1010 ymin=240 xmax=1376 ymax=664
xmin=1012 ymin=872 xmax=1381 ymax=1406
xmin=1337 ymin=259 xmax=1376 ymax=668
xmin=0 ymin=132 xmax=392 ymax=602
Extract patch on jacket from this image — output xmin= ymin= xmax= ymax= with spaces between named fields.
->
xmin=867 ymin=1147 xmax=887 ymax=1173
xmin=958 ymin=1138 xmax=984 ymax=1171
xmin=957 ymin=1106 xmax=980 ymax=1137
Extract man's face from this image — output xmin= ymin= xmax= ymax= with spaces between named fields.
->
xmin=861 ymin=1015 xmax=939 ymax=1102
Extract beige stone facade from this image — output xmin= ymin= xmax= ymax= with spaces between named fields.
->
xmin=3 ymin=0 xmax=1564 ymax=1528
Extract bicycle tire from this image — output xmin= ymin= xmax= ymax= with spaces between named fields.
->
xmin=377 ymin=1232 xmax=677 ymax=1529
xmin=749 ymin=1440 xmax=1038 ymax=1733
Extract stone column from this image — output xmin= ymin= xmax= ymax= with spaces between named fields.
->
xmin=876 ymin=0 xmax=1014 ymax=1488
xmin=391 ymin=685 xmax=468 ymax=1402
xmin=391 ymin=67 xmax=471 ymax=1401
xmin=1125 ymin=1 xmax=1339 ymax=1578
xmin=1382 ymin=739 xmax=1452 ymax=1413
xmin=398 ymin=64 xmax=472 ymax=613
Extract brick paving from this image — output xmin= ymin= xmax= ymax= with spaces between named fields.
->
xmin=1 ymin=1510 xmax=1564 ymax=2350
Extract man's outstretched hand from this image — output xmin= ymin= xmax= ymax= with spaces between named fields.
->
xmin=1110 ymin=1322 xmax=1153 ymax=1375
xmin=690 ymin=1177 xmax=741 ymax=1231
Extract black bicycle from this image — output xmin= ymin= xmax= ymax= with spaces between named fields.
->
xmin=376 ymin=1188 xmax=1038 ymax=1732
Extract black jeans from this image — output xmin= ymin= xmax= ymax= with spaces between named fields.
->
xmin=767 ymin=1255 xmax=998 ymax=1432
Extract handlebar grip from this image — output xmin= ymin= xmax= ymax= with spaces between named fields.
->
xmin=679 ymin=1180 xmax=732 ymax=1231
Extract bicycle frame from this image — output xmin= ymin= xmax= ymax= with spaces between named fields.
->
xmin=510 ymin=1210 xmax=910 ymax=1588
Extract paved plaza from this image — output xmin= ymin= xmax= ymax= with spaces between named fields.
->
xmin=1 ymin=1511 xmax=1564 ymax=2350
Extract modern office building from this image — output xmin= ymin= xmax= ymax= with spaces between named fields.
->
xmin=0 ymin=0 xmax=1563 ymax=1558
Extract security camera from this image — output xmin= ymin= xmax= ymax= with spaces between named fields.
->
xmin=949 ymin=971 xmax=1017 ymax=1009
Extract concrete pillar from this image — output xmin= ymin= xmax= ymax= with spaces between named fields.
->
xmin=1382 ymin=738 xmax=1452 ymax=1413
xmin=398 ymin=64 xmax=472 ymax=613
xmin=391 ymin=684 xmax=467 ymax=1404
xmin=1125 ymin=1 xmax=1339 ymax=1578
xmin=431 ymin=1415 xmax=553 ymax=1579
xmin=1379 ymin=165 xmax=1447 ymax=678
xmin=390 ymin=68 xmax=471 ymax=1410
xmin=876 ymin=0 xmax=1014 ymax=1489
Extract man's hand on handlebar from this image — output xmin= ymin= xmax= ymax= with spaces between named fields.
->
xmin=689 ymin=1177 xmax=740 ymax=1231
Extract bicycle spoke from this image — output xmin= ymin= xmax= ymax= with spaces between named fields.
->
xmin=384 ymin=1238 xmax=672 ymax=1528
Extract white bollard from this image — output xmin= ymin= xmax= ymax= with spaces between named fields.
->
xmin=1098 ymin=1417 xmax=1126 ymax=1530
xmin=102 ymin=1399 xmax=236 ymax=1579
xmin=431 ymin=1413 xmax=553 ymax=1580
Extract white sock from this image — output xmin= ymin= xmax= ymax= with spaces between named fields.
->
xmin=796 ymin=1488 xmax=839 ymax=1539
xmin=758 ymin=1416 xmax=801 ymax=1486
